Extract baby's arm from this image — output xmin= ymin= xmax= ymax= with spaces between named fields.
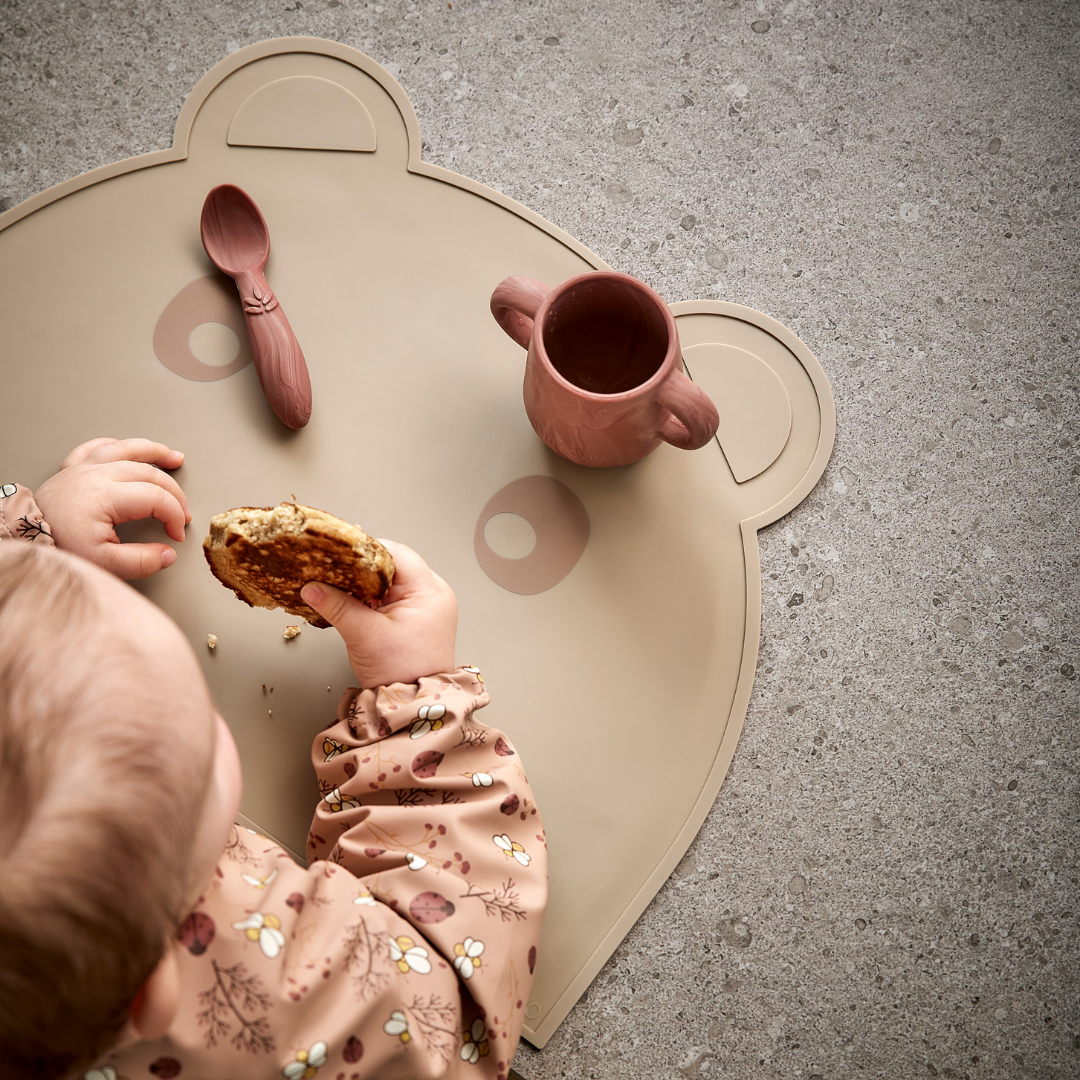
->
xmin=302 ymin=546 xmax=547 ymax=1073
xmin=95 ymin=543 xmax=544 ymax=1079
xmin=31 ymin=437 xmax=190 ymax=578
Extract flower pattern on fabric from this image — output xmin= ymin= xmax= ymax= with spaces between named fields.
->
xmin=15 ymin=516 xmax=50 ymax=542
xmin=465 ymin=771 xmax=493 ymax=787
xmin=322 ymin=737 xmax=347 ymax=761
xmin=410 ymin=703 xmax=446 ymax=739
xmin=389 ymin=935 xmax=432 ymax=975
xmin=460 ymin=1017 xmax=491 ymax=1064
xmin=241 ymin=868 xmax=279 ymax=889
xmin=353 ymin=889 xmax=377 ymax=906
xmin=406 ymin=852 xmax=428 ymax=871
xmin=85 ymin=1069 xmax=128 ymax=1080
xmin=281 ymin=1041 xmax=328 ymax=1079
xmin=452 ymin=937 xmax=485 ymax=980
xmin=232 ymin=911 xmax=287 ymax=958
xmin=0 ymin=483 xmax=53 ymax=545
xmin=493 ymin=833 xmax=531 ymax=866
xmin=383 ymin=1009 xmax=412 ymax=1044
xmin=323 ymin=787 xmax=360 ymax=813
xmin=461 ymin=665 xmax=484 ymax=686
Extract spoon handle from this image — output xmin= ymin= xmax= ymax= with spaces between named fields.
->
xmin=234 ymin=270 xmax=312 ymax=429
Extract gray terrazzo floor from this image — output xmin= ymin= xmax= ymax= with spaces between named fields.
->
xmin=1 ymin=1 xmax=1077 ymax=1078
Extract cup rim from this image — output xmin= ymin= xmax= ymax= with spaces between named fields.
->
xmin=531 ymin=271 xmax=679 ymax=400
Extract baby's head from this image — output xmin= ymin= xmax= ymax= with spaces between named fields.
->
xmin=0 ymin=543 xmax=241 ymax=1079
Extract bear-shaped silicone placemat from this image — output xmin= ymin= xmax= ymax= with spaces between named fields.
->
xmin=0 ymin=38 xmax=834 ymax=1047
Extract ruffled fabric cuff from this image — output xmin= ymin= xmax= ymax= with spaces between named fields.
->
xmin=334 ymin=666 xmax=488 ymax=743
xmin=0 ymin=483 xmax=54 ymax=545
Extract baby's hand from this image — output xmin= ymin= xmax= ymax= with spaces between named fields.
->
xmin=34 ymin=437 xmax=192 ymax=579
xmin=301 ymin=540 xmax=458 ymax=689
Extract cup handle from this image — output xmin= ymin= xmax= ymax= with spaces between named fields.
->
xmin=490 ymin=276 xmax=551 ymax=349
xmin=656 ymin=366 xmax=720 ymax=451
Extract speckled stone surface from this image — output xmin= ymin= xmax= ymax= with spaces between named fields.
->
xmin=2 ymin=2 xmax=1077 ymax=1077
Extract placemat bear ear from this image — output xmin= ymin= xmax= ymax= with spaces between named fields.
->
xmin=227 ymin=75 xmax=377 ymax=152
xmin=0 ymin=37 xmax=834 ymax=1050
xmin=673 ymin=300 xmax=836 ymax=527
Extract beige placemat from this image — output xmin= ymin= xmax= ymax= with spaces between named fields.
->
xmin=0 ymin=38 xmax=834 ymax=1046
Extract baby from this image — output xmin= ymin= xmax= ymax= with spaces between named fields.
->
xmin=0 ymin=438 xmax=546 ymax=1080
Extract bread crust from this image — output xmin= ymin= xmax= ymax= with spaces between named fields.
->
xmin=203 ymin=503 xmax=394 ymax=628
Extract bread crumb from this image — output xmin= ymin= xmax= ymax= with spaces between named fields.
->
xmin=283 ymin=625 xmax=301 ymax=640
xmin=207 ymin=634 xmax=218 ymax=650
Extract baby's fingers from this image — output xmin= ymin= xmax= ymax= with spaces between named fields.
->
xmin=97 ymin=542 xmax=177 ymax=580
xmin=301 ymin=581 xmax=380 ymax=637
xmin=60 ymin=437 xmax=124 ymax=469
xmin=109 ymin=481 xmax=189 ymax=543
xmin=375 ymin=540 xmax=441 ymax=601
xmin=76 ymin=438 xmax=186 ymax=471
xmin=102 ymin=460 xmax=192 ymax=525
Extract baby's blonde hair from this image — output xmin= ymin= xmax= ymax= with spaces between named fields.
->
xmin=0 ymin=544 xmax=211 ymax=1078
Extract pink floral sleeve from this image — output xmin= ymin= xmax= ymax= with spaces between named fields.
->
xmin=95 ymin=668 xmax=546 ymax=1080
xmin=0 ymin=483 xmax=54 ymax=545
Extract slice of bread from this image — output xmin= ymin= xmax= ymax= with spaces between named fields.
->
xmin=203 ymin=502 xmax=394 ymax=628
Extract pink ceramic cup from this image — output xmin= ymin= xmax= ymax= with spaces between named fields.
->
xmin=490 ymin=271 xmax=720 ymax=468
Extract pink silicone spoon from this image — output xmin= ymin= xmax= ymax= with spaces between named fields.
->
xmin=200 ymin=184 xmax=312 ymax=428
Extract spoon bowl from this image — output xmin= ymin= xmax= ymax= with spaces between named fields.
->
xmin=201 ymin=184 xmax=270 ymax=275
